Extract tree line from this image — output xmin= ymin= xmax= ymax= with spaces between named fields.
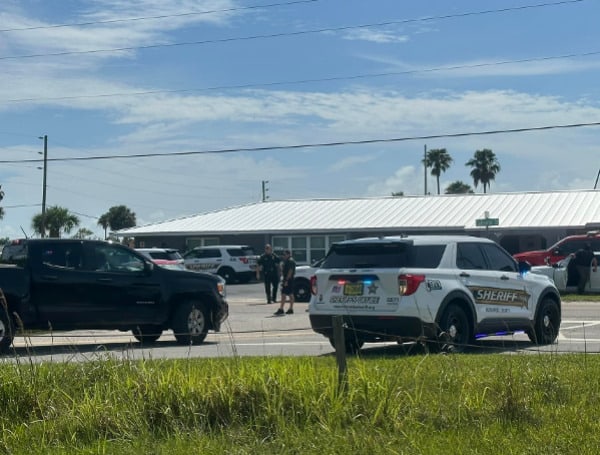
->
xmin=0 ymin=195 xmax=136 ymax=239
xmin=421 ymin=148 xmax=501 ymax=195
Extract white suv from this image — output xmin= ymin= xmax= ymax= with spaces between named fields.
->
xmin=183 ymin=245 xmax=257 ymax=284
xmin=309 ymin=235 xmax=561 ymax=353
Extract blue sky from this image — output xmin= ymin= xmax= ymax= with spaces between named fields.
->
xmin=1 ymin=0 xmax=600 ymax=239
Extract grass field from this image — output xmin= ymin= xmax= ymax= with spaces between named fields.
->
xmin=1 ymin=352 xmax=600 ymax=454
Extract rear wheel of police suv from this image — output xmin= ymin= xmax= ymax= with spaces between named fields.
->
xmin=173 ymin=301 xmax=209 ymax=345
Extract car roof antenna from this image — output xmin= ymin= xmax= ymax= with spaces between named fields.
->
xmin=19 ymin=226 xmax=29 ymax=239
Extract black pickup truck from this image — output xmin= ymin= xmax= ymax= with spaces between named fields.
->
xmin=0 ymin=239 xmax=228 ymax=352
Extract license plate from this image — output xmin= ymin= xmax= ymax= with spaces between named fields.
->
xmin=344 ymin=282 xmax=364 ymax=296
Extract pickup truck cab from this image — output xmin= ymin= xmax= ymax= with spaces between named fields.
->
xmin=0 ymin=239 xmax=228 ymax=352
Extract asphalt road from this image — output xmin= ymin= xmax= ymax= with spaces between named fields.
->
xmin=5 ymin=283 xmax=600 ymax=362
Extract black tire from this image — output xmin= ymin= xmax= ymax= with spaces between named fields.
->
xmin=217 ymin=267 xmax=236 ymax=284
xmin=172 ymin=301 xmax=209 ymax=345
xmin=529 ymin=298 xmax=560 ymax=345
xmin=0 ymin=303 xmax=15 ymax=354
xmin=293 ymin=279 xmax=311 ymax=303
xmin=328 ymin=333 xmax=364 ymax=354
xmin=132 ymin=325 xmax=162 ymax=344
xmin=437 ymin=303 xmax=471 ymax=352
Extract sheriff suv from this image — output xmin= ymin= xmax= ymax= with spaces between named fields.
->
xmin=309 ymin=235 xmax=561 ymax=353
xmin=183 ymin=245 xmax=257 ymax=284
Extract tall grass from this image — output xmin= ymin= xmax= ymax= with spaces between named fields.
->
xmin=0 ymin=353 xmax=599 ymax=454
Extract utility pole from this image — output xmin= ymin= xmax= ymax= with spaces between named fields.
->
xmin=594 ymin=168 xmax=600 ymax=190
xmin=424 ymin=144 xmax=428 ymax=195
xmin=261 ymin=180 xmax=269 ymax=202
xmin=39 ymin=135 xmax=48 ymax=238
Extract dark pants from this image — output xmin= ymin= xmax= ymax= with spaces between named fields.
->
xmin=577 ymin=265 xmax=591 ymax=294
xmin=264 ymin=274 xmax=280 ymax=303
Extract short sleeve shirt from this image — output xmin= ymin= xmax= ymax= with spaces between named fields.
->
xmin=258 ymin=253 xmax=280 ymax=277
xmin=282 ymin=257 xmax=296 ymax=280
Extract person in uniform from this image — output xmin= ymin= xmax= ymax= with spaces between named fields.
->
xmin=256 ymin=244 xmax=281 ymax=304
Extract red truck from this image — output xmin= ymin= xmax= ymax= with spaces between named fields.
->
xmin=513 ymin=231 xmax=600 ymax=266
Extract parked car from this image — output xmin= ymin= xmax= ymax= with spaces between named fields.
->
xmin=136 ymin=248 xmax=185 ymax=267
xmin=183 ymin=245 xmax=258 ymax=284
xmin=530 ymin=252 xmax=600 ymax=292
xmin=513 ymin=231 xmax=600 ymax=266
xmin=309 ymin=235 xmax=561 ymax=353
xmin=293 ymin=258 xmax=324 ymax=302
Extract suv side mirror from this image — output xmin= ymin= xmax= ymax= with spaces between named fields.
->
xmin=144 ymin=261 xmax=154 ymax=274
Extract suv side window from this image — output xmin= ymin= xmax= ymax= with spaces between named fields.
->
xmin=412 ymin=245 xmax=446 ymax=268
xmin=227 ymin=247 xmax=254 ymax=257
xmin=203 ymin=248 xmax=221 ymax=259
xmin=481 ymin=243 xmax=517 ymax=272
xmin=456 ymin=243 xmax=487 ymax=270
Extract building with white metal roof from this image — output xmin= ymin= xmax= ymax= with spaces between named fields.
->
xmin=117 ymin=190 xmax=600 ymax=264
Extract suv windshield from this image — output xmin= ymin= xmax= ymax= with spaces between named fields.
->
xmin=322 ymin=242 xmax=445 ymax=269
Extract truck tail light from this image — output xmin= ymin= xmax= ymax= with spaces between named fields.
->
xmin=310 ymin=275 xmax=318 ymax=295
xmin=239 ymin=257 xmax=249 ymax=264
xmin=398 ymin=274 xmax=425 ymax=296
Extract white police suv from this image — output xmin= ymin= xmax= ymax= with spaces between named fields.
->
xmin=183 ymin=245 xmax=257 ymax=284
xmin=308 ymin=235 xmax=561 ymax=353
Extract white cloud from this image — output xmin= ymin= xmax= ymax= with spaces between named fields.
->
xmin=366 ymin=166 xmax=420 ymax=196
xmin=342 ymin=28 xmax=409 ymax=44
xmin=328 ymin=153 xmax=379 ymax=172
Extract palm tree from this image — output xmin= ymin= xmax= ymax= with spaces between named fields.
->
xmin=465 ymin=149 xmax=501 ymax=193
xmin=98 ymin=205 xmax=137 ymax=234
xmin=422 ymin=148 xmax=453 ymax=194
xmin=32 ymin=206 xmax=80 ymax=238
xmin=97 ymin=213 xmax=110 ymax=240
xmin=445 ymin=181 xmax=474 ymax=194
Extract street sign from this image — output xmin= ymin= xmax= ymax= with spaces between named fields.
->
xmin=476 ymin=217 xmax=499 ymax=227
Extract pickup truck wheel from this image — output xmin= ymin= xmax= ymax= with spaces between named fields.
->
xmin=217 ymin=267 xmax=236 ymax=284
xmin=0 ymin=308 xmax=15 ymax=353
xmin=293 ymin=279 xmax=311 ymax=302
xmin=173 ymin=302 xmax=209 ymax=345
xmin=132 ymin=325 xmax=162 ymax=344
xmin=529 ymin=298 xmax=560 ymax=345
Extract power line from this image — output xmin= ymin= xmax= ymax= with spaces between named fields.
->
xmin=4 ymin=49 xmax=600 ymax=104
xmin=1 ymin=121 xmax=599 ymax=164
xmin=0 ymin=0 xmax=320 ymax=33
xmin=0 ymin=0 xmax=586 ymax=61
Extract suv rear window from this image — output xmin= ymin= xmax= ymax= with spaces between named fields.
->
xmin=322 ymin=243 xmax=445 ymax=269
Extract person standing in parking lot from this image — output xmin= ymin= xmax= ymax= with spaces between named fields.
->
xmin=257 ymin=244 xmax=281 ymax=304
xmin=573 ymin=243 xmax=598 ymax=294
xmin=275 ymin=250 xmax=296 ymax=315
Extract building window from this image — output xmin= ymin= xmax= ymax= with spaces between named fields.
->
xmin=271 ymin=235 xmax=346 ymax=264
